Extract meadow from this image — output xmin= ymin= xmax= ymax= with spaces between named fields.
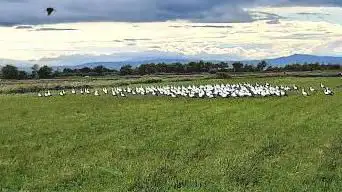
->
xmin=0 ymin=76 xmax=342 ymax=191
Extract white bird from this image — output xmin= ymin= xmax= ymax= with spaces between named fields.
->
xmin=302 ymin=89 xmax=308 ymax=96
xmin=38 ymin=93 xmax=42 ymax=97
xmin=309 ymin=87 xmax=315 ymax=92
xmin=102 ymin=88 xmax=108 ymax=94
xmin=324 ymin=88 xmax=334 ymax=95
xmin=111 ymin=89 xmax=116 ymax=96
xmin=94 ymin=90 xmax=100 ymax=96
xmin=44 ymin=91 xmax=51 ymax=97
xmin=71 ymin=89 xmax=76 ymax=94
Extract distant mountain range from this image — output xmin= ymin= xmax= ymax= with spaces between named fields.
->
xmin=249 ymin=54 xmax=342 ymax=66
xmin=1 ymin=54 xmax=342 ymax=71
xmin=66 ymin=54 xmax=342 ymax=69
xmin=66 ymin=58 xmax=191 ymax=70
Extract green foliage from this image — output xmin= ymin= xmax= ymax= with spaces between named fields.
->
xmin=215 ymin=72 xmax=232 ymax=79
xmin=257 ymin=61 xmax=268 ymax=71
xmin=18 ymin=71 xmax=28 ymax=80
xmin=136 ymin=78 xmax=163 ymax=84
xmin=232 ymin=62 xmax=244 ymax=72
xmin=1 ymin=65 xmax=19 ymax=79
xmin=31 ymin=64 xmax=40 ymax=79
xmin=120 ymin=65 xmax=134 ymax=75
xmin=37 ymin=65 xmax=53 ymax=79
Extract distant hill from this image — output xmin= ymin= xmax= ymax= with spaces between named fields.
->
xmin=0 ymin=59 xmax=33 ymax=71
xmin=255 ymin=54 xmax=342 ymax=66
xmin=68 ymin=58 xmax=191 ymax=70
xmin=1 ymin=54 xmax=341 ymax=70
xmin=67 ymin=54 xmax=342 ymax=69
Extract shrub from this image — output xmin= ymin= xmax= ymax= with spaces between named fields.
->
xmin=216 ymin=72 xmax=232 ymax=79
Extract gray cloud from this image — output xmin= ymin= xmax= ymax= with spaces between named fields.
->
xmin=123 ymin=38 xmax=152 ymax=41
xmin=14 ymin=25 xmax=77 ymax=31
xmin=297 ymin=12 xmax=331 ymax=16
xmin=170 ymin=25 xmax=233 ymax=28
xmin=267 ymin=19 xmax=280 ymax=24
xmin=277 ymin=33 xmax=327 ymax=40
xmin=14 ymin=25 xmax=34 ymax=29
xmin=0 ymin=0 xmax=342 ymax=26
xmin=35 ymin=27 xmax=77 ymax=31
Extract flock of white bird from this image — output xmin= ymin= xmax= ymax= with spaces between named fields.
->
xmin=37 ymin=82 xmax=335 ymax=98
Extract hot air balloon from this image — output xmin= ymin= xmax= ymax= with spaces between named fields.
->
xmin=46 ymin=7 xmax=55 ymax=16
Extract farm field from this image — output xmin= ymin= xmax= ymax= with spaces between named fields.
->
xmin=1 ymin=76 xmax=342 ymax=191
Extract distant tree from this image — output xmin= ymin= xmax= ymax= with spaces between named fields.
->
xmin=31 ymin=64 xmax=40 ymax=79
xmin=257 ymin=60 xmax=267 ymax=71
xmin=1 ymin=65 xmax=19 ymax=79
xmin=38 ymin=65 xmax=53 ymax=79
xmin=218 ymin=61 xmax=229 ymax=69
xmin=93 ymin=65 xmax=105 ymax=75
xmin=137 ymin=63 xmax=157 ymax=75
xmin=119 ymin=65 xmax=133 ymax=75
xmin=156 ymin=63 xmax=168 ymax=73
xmin=53 ymin=70 xmax=62 ymax=77
xmin=79 ymin=67 xmax=91 ymax=73
xmin=93 ymin=65 xmax=110 ymax=75
xmin=63 ymin=68 xmax=74 ymax=74
xmin=243 ymin=64 xmax=256 ymax=72
xmin=232 ymin=62 xmax=244 ymax=72
xmin=18 ymin=71 xmax=28 ymax=79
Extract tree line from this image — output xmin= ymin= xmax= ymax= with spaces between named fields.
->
xmin=0 ymin=64 xmax=117 ymax=79
xmin=0 ymin=61 xmax=340 ymax=79
xmin=0 ymin=64 xmax=54 ymax=79
xmin=118 ymin=61 xmax=340 ymax=75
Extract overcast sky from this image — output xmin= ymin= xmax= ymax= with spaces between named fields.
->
xmin=1 ymin=0 xmax=342 ymax=64
xmin=1 ymin=0 xmax=342 ymax=25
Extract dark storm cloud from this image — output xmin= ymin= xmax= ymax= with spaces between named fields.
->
xmin=0 ymin=0 xmax=341 ymax=26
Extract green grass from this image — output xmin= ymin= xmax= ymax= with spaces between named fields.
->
xmin=0 ymin=77 xmax=342 ymax=191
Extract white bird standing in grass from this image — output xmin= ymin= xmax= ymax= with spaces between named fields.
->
xmin=302 ymin=89 xmax=308 ymax=96
xmin=71 ymin=89 xmax=76 ymax=94
xmin=324 ymin=87 xmax=334 ymax=95
xmin=44 ymin=91 xmax=51 ymax=97
xmin=309 ymin=87 xmax=315 ymax=92
xmin=94 ymin=90 xmax=100 ymax=96
xmin=38 ymin=93 xmax=42 ymax=97
xmin=102 ymin=88 xmax=108 ymax=94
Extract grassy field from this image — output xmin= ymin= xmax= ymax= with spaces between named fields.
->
xmin=1 ymin=76 xmax=342 ymax=191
